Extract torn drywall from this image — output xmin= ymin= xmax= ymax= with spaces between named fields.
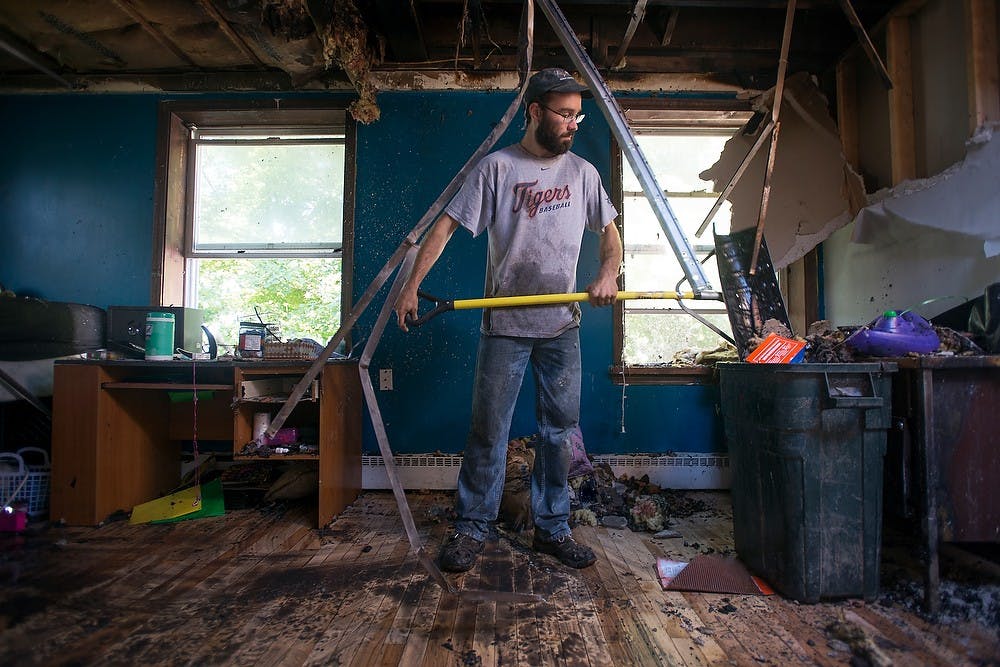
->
xmin=851 ymin=123 xmax=1000 ymax=257
xmin=700 ymin=72 xmax=866 ymax=269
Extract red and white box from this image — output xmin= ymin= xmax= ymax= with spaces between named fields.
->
xmin=746 ymin=333 xmax=807 ymax=364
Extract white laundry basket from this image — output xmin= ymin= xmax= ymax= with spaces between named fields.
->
xmin=0 ymin=447 xmax=50 ymax=517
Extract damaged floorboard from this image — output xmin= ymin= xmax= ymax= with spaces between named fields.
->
xmin=0 ymin=491 xmax=997 ymax=666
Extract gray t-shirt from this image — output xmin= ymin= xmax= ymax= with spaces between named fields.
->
xmin=445 ymin=143 xmax=618 ymax=337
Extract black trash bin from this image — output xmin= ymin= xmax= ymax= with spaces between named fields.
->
xmin=718 ymin=361 xmax=896 ymax=603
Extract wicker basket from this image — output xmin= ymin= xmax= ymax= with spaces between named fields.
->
xmin=0 ymin=447 xmax=50 ymax=517
xmin=263 ymin=339 xmax=321 ymax=360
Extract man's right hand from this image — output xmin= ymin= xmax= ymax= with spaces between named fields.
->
xmin=395 ymin=286 xmax=419 ymax=332
xmin=393 ymin=214 xmax=461 ymax=332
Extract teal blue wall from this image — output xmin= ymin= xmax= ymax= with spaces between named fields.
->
xmin=0 ymin=95 xmax=160 ymax=305
xmin=0 ymin=91 xmax=723 ymax=456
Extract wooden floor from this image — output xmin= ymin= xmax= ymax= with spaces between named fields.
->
xmin=0 ymin=491 xmax=997 ymax=666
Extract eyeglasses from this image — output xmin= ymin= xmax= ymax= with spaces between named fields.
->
xmin=536 ymin=102 xmax=585 ymax=125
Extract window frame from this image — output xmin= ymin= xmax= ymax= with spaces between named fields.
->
xmin=610 ymin=98 xmax=753 ymax=385
xmin=152 ymin=100 xmax=356 ymax=343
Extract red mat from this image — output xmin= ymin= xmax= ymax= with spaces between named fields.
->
xmin=660 ymin=555 xmax=774 ymax=595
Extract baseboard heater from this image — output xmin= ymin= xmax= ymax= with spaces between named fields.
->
xmin=361 ymin=453 xmax=731 ymax=491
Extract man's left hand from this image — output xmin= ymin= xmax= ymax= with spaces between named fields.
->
xmin=587 ymin=222 xmax=623 ymax=308
xmin=585 ymin=275 xmax=618 ymax=307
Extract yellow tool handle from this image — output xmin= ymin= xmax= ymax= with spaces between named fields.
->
xmin=408 ymin=290 xmax=723 ymax=327
xmin=453 ymin=290 xmax=714 ymax=310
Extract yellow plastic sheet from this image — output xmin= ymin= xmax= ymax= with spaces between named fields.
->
xmin=129 ymin=485 xmax=202 ymax=524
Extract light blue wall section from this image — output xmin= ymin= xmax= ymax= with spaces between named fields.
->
xmin=0 ymin=90 xmax=723 ymax=456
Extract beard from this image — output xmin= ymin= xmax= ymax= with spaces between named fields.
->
xmin=535 ymin=117 xmax=574 ymax=155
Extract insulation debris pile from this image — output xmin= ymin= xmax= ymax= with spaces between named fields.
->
xmin=742 ymin=317 xmax=985 ymax=363
xmin=669 ymin=342 xmax=739 ymax=367
xmin=497 ymin=434 xmax=716 ymax=537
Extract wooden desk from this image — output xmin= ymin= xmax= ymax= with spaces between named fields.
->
xmin=51 ymin=359 xmax=361 ymax=527
xmin=886 ymin=355 xmax=1000 ymax=613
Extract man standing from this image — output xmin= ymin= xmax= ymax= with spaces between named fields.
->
xmin=394 ymin=68 xmax=622 ymax=572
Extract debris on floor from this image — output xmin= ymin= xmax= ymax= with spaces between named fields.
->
xmin=263 ymin=462 xmax=319 ymax=502
xmin=5 ymin=491 xmax=998 ymax=665
xmin=499 ymin=436 xmax=534 ymax=531
xmin=825 ymin=612 xmax=894 ymax=667
xmin=496 ymin=433 xmax=716 ymax=539
xmin=630 ymin=495 xmax=667 ymax=531
xmin=878 ymin=538 xmax=1000 ymax=629
xmin=220 ymin=461 xmax=276 ymax=489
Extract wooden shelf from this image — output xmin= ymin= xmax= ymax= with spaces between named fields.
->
xmin=238 ymin=377 xmax=319 ymax=402
xmin=232 ymin=363 xmax=361 ymax=525
xmin=103 ymin=382 xmax=233 ymax=390
xmin=52 ymin=360 xmax=361 ymax=528
xmin=234 ymin=454 xmax=320 ymax=461
xmin=234 ymin=395 xmax=317 ymax=404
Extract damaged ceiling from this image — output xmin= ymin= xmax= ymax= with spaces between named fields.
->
xmin=0 ymin=0 xmax=904 ymax=103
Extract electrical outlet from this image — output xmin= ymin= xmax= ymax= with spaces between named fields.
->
xmin=379 ymin=368 xmax=393 ymax=391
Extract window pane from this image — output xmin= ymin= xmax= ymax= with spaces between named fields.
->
xmin=624 ymin=252 xmax=724 ymax=311
xmin=623 ymin=134 xmax=732 ymax=194
xmin=623 ymin=194 xmax=731 ymax=242
xmin=624 ymin=312 xmax=732 ymax=365
xmin=191 ymin=257 xmax=342 ymax=352
xmin=193 ymin=142 xmax=344 ymax=250
xmin=621 ymin=129 xmax=736 ymax=366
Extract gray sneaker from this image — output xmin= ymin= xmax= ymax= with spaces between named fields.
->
xmin=439 ymin=532 xmax=484 ymax=572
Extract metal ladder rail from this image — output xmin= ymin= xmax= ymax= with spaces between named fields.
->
xmin=535 ymin=0 xmax=718 ymax=298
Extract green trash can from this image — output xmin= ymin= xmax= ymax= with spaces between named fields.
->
xmin=718 ymin=361 xmax=897 ymax=603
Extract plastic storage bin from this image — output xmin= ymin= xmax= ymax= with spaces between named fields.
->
xmin=0 ymin=447 xmax=51 ymax=518
xmin=718 ymin=362 xmax=896 ymax=602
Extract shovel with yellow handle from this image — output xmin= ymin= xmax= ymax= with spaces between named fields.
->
xmin=405 ymin=289 xmax=725 ymax=328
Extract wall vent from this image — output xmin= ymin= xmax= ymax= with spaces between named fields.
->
xmin=361 ymin=453 xmax=730 ymax=490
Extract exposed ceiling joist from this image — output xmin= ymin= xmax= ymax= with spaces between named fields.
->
xmin=110 ymin=0 xmax=199 ymax=68
xmin=653 ymin=7 xmax=680 ymax=46
xmin=0 ymin=0 xmax=906 ymax=95
xmin=372 ymin=0 xmax=428 ymax=62
xmin=609 ymin=0 xmax=648 ymax=70
xmin=194 ymin=0 xmax=266 ymax=67
xmin=0 ymin=30 xmax=74 ymax=89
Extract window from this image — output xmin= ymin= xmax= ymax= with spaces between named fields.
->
xmin=612 ymin=106 xmax=752 ymax=382
xmin=153 ymin=103 xmax=354 ymax=353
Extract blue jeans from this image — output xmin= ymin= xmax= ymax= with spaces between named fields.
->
xmin=454 ymin=327 xmax=581 ymax=542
